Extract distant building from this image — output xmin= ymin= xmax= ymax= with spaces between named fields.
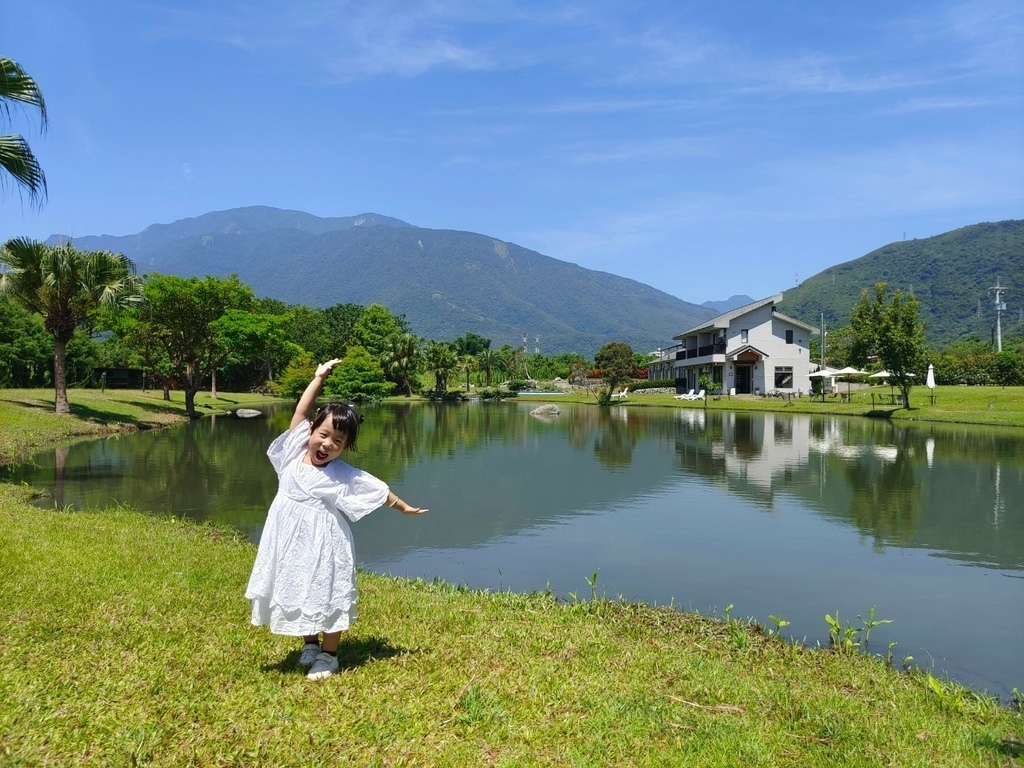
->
xmin=649 ymin=293 xmax=818 ymax=395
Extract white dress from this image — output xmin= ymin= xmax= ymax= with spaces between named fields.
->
xmin=245 ymin=423 xmax=389 ymax=635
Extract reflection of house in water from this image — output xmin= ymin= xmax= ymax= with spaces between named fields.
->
xmin=806 ymin=417 xmax=899 ymax=462
xmin=715 ymin=412 xmax=811 ymax=490
xmin=674 ymin=413 xmax=904 ymax=508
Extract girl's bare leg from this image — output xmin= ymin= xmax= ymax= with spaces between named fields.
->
xmin=303 ymin=634 xmax=319 ymax=645
xmin=321 ymin=631 xmax=343 ymax=654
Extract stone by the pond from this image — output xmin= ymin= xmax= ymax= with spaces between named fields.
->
xmin=530 ymin=404 xmax=560 ymax=419
xmin=234 ymin=408 xmax=262 ymax=418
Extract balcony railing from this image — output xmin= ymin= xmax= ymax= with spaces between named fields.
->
xmin=656 ymin=340 xmax=727 ymax=363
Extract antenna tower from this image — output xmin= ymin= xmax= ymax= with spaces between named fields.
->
xmin=990 ymin=278 xmax=1009 ymax=352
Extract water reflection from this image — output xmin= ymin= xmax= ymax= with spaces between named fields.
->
xmin=4 ymin=401 xmax=1023 ymax=698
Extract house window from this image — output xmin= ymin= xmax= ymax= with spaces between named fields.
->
xmin=740 ymin=329 xmax=748 ymax=344
xmin=774 ymin=366 xmax=793 ymax=388
xmin=785 ymin=329 xmax=794 ymax=344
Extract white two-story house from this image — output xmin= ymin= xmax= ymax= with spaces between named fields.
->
xmin=649 ymin=293 xmax=818 ymax=395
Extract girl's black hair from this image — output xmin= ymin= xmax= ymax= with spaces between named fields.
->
xmin=310 ymin=402 xmax=364 ymax=451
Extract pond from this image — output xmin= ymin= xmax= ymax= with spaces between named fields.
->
xmin=4 ymin=400 xmax=1022 ymax=700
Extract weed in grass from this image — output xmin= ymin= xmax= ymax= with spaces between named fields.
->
xmin=767 ymin=614 xmax=790 ymax=637
xmin=857 ymin=605 xmax=892 ymax=647
xmin=825 ymin=611 xmax=861 ymax=654
xmin=586 ymin=568 xmax=600 ymax=601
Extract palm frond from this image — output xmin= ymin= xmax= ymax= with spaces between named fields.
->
xmin=0 ymin=57 xmax=48 ymax=124
xmin=0 ymin=134 xmax=47 ymax=202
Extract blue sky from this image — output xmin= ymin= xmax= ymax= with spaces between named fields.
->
xmin=3 ymin=1 xmax=1022 ymax=305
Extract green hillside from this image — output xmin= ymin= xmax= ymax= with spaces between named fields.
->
xmin=782 ymin=220 xmax=1023 ymax=347
xmin=51 ymin=207 xmax=713 ymax=356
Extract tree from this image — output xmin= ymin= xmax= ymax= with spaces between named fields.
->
xmin=459 ymin=354 xmax=478 ymax=391
xmin=323 ymin=345 xmax=395 ymax=402
xmin=850 ymin=283 xmax=927 ymax=408
xmin=452 ymin=332 xmax=490 ymax=357
xmin=135 ymin=273 xmax=253 ymax=417
xmin=0 ymin=238 xmax=141 ymax=412
xmin=1 ymin=57 xmax=47 ymax=204
xmin=422 ymin=340 xmax=458 ymax=395
xmin=212 ymin=308 xmax=297 ymax=391
xmin=380 ymin=332 xmax=422 ymax=396
xmin=476 ymin=348 xmax=503 ymax=386
xmin=352 ymin=304 xmax=408 ymax=359
xmin=0 ymin=294 xmax=51 ymax=386
xmin=594 ymin=341 xmax=635 ymax=404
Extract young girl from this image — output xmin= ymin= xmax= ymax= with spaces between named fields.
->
xmin=245 ymin=359 xmax=427 ymax=681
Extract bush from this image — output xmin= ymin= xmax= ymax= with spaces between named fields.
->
xmin=477 ymin=388 xmax=515 ymax=400
xmin=630 ymin=379 xmax=675 ymax=391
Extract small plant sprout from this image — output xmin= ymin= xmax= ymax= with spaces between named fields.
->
xmin=723 ymin=603 xmax=734 ymax=621
xmin=825 ymin=611 xmax=861 ymax=654
xmin=857 ymin=605 xmax=892 ymax=647
xmin=886 ymin=641 xmax=899 ymax=667
xmin=585 ymin=569 xmax=600 ymax=601
xmin=768 ymin=615 xmax=790 ymax=636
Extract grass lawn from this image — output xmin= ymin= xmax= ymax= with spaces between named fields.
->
xmin=1 ymin=483 xmax=1021 ymax=767
xmin=516 ymin=385 xmax=1024 ymax=429
xmin=0 ymin=388 xmax=287 ymax=464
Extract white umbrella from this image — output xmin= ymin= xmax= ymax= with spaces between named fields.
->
xmin=832 ymin=367 xmax=867 ymax=398
xmin=926 ymin=364 xmax=936 ymax=390
xmin=807 ymin=368 xmax=836 ymax=400
xmin=869 ymin=370 xmax=914 ymax=397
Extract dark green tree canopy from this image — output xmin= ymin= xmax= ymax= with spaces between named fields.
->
xmin=850 ymin=283 xmax=927 ymax=408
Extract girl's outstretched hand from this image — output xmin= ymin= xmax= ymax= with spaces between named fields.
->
xmin=402 ymin=507 xmax=428 ymax=515
xmin=316 ymin=359 xmax=342 ymax=378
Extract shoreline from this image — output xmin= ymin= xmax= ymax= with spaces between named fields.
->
xmin=2 ymin=385 xmax=1022 ymax=466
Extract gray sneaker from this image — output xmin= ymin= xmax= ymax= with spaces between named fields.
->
xmin=307 ymin=652 xmax=339 ymax=681
xmin=298 ymin=642 xmax=321 ymax=670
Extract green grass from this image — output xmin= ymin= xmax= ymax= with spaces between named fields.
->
xmin=0 ymin=388 xmax=286 ymax=464
xmin=1 ymin=484 xmax=1021 ymax=767
xmin=518 ymin=385 xmax=1024 ymax=429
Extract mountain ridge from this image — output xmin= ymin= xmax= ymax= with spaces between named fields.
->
xmin=44 ymin=208 xmax=1022 ymax=352
xmin=48 ymin=207 xmax=716 ymax=356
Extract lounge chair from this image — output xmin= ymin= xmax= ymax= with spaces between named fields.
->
xmin=610 ymin=387 xmax=629 ymax=400
xmin=682 ymin=389 xmax=705 ymax=401
xmin=673 ymin=389 xmax=695 ymax=400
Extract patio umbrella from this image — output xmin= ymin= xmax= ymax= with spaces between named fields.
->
xmin=808 ymin=368 xmax=837 ymax=399
xmin=832 ymin=366 xmax=868 ymax=398
xmin=869 ymin=370 xmax=914 ymax=397
xmin=926 ymin=363 xmax=936 ymax=404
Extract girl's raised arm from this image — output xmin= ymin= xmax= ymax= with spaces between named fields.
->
xmin=289 ymin=359 xmax=341 ymax=430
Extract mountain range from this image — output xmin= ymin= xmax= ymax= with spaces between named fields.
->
xmin=47 ymin=208 xmax=1022 ymax=354
xmin=48 ymin=207 xmax=719 ymax=356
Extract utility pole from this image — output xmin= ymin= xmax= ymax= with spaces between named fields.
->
xmin=820 ymin=313 xmax=826 ymax=369
xmin=990 ymin=278 xmax=1008 ymax=352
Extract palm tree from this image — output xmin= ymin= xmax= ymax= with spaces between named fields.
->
xmin=476 ymin=348 xmax=502 ymax=386
xmin=1 ymin=57 xmax=47 ymax=204
xmin=422 ymin=340 xmax=458 ymax=395
xmin=458 ymin=354 xmax=478 ymax=391
xmin=0 ymin=238 xmax=142 ymax=413
xmin=381 ymin=332 xmax=422 ymax=396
